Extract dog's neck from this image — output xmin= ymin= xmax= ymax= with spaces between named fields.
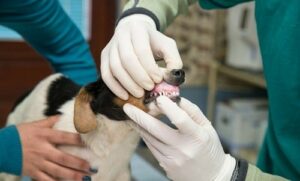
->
xmin=54 ymin=100 xmax=140 ymax=157
xmin=81 ymin=115 xmax=140 ymax=158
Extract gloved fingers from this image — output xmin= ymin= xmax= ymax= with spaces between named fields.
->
xmin=138 ymin=127 xmax=172 ymax=157
xmin=109 ymin=42 xmax=144 ymax=97
xmin=117 ymin=32 xmax=154 ymax=91
xmin=123 ymin=103 xmax=177 ymax=145
xmin=179 ymin=97 xmax=210 ymax=126
xmin=156 ymin=96 xmax=198 ymax=134
xmin=142 ymin=138 xmax=166 ymax=167
xmin=149 ymin=31 xmax=183 ymax=70
xmin=131 ymin=25 xmax=163 ymax=84
xmin=159 ymin=67 xmax=170 ymax=81
xmin=100 ymin=43 xmax=129 ymax=100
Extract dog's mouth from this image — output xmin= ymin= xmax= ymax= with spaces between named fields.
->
xmin=144 ymin=81 xmax=180 ymax=104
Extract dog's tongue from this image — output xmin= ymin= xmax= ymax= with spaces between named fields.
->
xmin=151 ymin=81 xmax=179 ymax=94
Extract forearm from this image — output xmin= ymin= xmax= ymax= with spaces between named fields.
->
xmin=121 ymin=0 xmax=197 ymax=31
xmin=0 ymin=126 xmax=22 ymax=175
xmin=199 ymin=0 xmax=253 ymax=9
xmin=245 ymin=164 xmax=288 ymax=181
xmin=120 ymin=0 xmax=255 ymax=32
xmin=0 ymin=0 xmax=97 ymax=85
xmin=225 ymin=158 xmax=288 ymax=181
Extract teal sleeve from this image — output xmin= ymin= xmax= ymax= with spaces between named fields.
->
xmin=0 ymin=0 xmax=98 ymax=85
xmin=0 ymin=126 xmax=22 ymax=175
xmin=199 ymin=0 xmax=253 ymax=9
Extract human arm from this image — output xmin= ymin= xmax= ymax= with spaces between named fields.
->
xmin=0 ymin=116 xmax=94 ymax=181
xmin=122 ymin=0 xmax=253 ymax=31
xmin=100 ymin=0 xmax=254 ymax=100
xmin=123 ymin=96 xmax=288 ymax=181
xmin=17 ymin=116 xmax=94 ymax=181
xmin=0 ymin=0 xmax=97 ymax=85
xmin=0 ymin=125 xmax=23 ymax=175
xmin=100 ymin=0 xmax=198 ymax=100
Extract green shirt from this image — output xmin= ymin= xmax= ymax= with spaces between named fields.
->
xmin=203 ymin=1 xmax=300 ymax=180
xmin=200 ymin=1 xmax=300 ymax=180
xmin=123 ymin=0 xmax=299 ymax=180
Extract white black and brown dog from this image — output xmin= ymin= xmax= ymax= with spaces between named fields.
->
xmin=1 ymin=68 xmax=185 ymax=181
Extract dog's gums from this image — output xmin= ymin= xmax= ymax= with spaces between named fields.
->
xmin=144 ymin=81 xmax=181 ymax=104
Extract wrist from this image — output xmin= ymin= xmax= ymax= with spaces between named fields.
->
xmin=230 ymin=158 xmax=249 ymax=181
xmin=214 ymin=154 xmax=236 ymax=181
xmin=0 ymin=126 xmax=23 ymax=175
xmin=117 ymin=14 xmax=157 ymax=30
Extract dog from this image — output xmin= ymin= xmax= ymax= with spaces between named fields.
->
xmin=0 ymin=68 xmax=185 ymax=181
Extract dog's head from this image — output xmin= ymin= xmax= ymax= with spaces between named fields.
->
xmin=74 ymin=69 xmax=185 ymax=134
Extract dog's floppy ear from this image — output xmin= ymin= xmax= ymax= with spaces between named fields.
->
xmin=74 ymin=88 xmax=97 ymax=133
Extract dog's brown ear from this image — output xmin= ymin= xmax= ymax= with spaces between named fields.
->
xmin=74 ymin=88 xmax=97 ymax=133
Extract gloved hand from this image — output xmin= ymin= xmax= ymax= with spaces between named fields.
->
xmin=101 ymin=14 xmax=182 ymax=100
xmin=123 ymin=96 xmax=236 ymax=181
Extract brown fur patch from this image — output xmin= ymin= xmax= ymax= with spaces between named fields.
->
xmin=74 ymin=89 xmax=98 ymax=133
xmin=114 ymin=95 xmax=149 ymax=112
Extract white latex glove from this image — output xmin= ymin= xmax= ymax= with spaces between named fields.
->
xmin=101 ymin=14 xmax=182 ymax=100
xmin=123 ymin=96 xmax=236 ymax=181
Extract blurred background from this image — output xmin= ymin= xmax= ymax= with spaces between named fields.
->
xmin=0 ymin=0 xmax=268 ymax=180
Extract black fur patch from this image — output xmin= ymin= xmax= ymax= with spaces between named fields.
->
xmin=85 ymin=78 xmax=128 ymax=121
xmin=44 ymin=76 xmax=81 ymax=116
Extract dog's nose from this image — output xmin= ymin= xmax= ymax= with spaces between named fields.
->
xmin=168 ymin=69 xmax=185 ymax=86
xmin=172 ymin=69 xmax=185 ymax=79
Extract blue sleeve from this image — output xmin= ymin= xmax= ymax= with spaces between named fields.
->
xmin=0 ymin=0 xmax=98 ymax=85
xmin=199 ymin=0 xmax=253 ymax=9
xmin=0 ymin=126 xmax=22 ymax=175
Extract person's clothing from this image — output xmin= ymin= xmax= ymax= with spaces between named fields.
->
xmin=0 ymin=126 xmax=22 ymax=175
xmin=122 ymin=0 xmax=300 ymax=180
xmin=0 ymin=0 xmax=97 ymax=175
xmin=0 ymin=0 xmax=98 ymax=85
xmin=246 ymin=164 xmax=286 ymax=181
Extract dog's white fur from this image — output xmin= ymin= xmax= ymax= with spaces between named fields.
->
xmin=1 ymin=74 xmax=141 ymax=181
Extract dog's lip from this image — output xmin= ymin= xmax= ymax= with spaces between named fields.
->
xmin=144 ymin=81 xmax=180 ymax=104
xmin=152 ymin=81 xmax=180 ymax=93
